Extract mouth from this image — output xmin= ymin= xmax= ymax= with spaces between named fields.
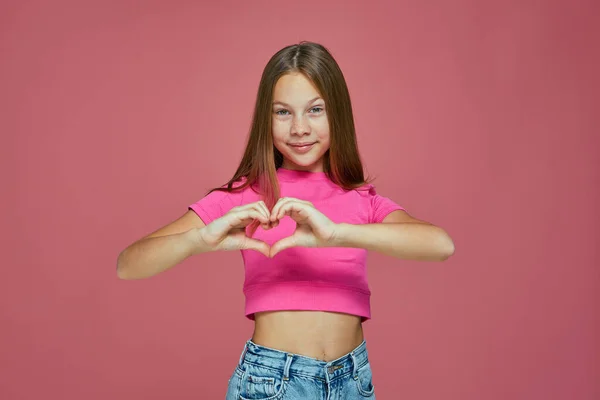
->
xmin=288 ymin=142 xmax=316 ymax=148
xmin=287 ymin=142 xmax=317 ymax=153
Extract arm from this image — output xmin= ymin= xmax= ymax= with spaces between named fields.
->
xmin=334 ymin=210 xmax=455 ymax=261
xmin=116 ymin=210 xmax=209 ymax=280
xmin=116 ymin=201 xmax=272 ymax=279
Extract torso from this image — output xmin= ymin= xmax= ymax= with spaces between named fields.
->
xmin=252 ymin=310 xmax=364 ymax=361
xmin=225 ymin=171 xmax=383 ymax=360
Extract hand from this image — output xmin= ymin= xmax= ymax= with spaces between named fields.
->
xmin=199 ymin=201 xmax=273 ymax=257
xmin=269 ymin=197 xmax=338 ymax=257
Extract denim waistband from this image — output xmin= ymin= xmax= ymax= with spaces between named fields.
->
xmin=237 ymin=339 xmax=370 ymax=382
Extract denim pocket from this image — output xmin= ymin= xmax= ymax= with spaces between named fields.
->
xmin=354 ymin=362 xmax=375 ymax=397
xmin=238 ymin=363 xmax=286 ymax=400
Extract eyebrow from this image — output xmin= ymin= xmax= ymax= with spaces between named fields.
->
xmin=272 ymin=97 xmax=323 ymax=107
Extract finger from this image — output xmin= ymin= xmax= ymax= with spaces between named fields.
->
xmin=246 ymin=200 xmax=268 ymax=218
xmin=272 ymin=197 xmax=306 ymax=221
xmin=255 ymin=201 xmax=272 ymax=229
xmin=278 ymin=201 xmax=311 ymax=222
xmin=239 ymin=201 xmax=271 ymax=229
xmin=276 ymin=198 xmax=302 ymax=221
xmin=270 ymin=235 xmax=297 ymax=257
xmin=228 ymin=208 xmax=270 ymax=227
xmin=240 ymin=201 xmax=270 ymax=222
xmin=256 ymin=200 xmax=269 ymax=216
xmin=241 ymin=237 xmax=271 ymax=257
xmin=247 ymin=208 xmax=271 ymax=225
xmin=270 ymin=197 xmax=290 ymax=223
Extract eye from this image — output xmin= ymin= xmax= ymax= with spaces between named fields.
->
xmin=274 ymin=109 xmax=290 ymax=116
xmin=309 ymin=106 xmax=324 ymax=114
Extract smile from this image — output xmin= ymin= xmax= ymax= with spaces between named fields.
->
xmin=288 ymin=142 xmax=316 ymax=153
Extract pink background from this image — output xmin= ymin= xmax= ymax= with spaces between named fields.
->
xmin=1 ymin=0 xmax=598 ymax=399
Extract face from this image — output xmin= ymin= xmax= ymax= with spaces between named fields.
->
xmin=271 ymin=72 xmax=330 ymax=172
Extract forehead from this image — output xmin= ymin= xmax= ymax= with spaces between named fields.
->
xmin=273 ymin=72 xmax=322 ymax=102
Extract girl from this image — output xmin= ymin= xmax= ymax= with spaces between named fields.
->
xmin=117 ymin=42 xmax=454 ymax=400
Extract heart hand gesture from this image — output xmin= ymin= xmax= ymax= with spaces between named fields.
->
xmin=199 ymin=198 xmax=338 ymax=258
xmin=268 ymin=197 xmax=338 ymax=257
xmin=199 ymin=201 xmax=273 ymax=257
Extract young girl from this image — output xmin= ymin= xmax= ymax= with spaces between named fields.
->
xmin=117 ymin=42 xmax=454 ymax=400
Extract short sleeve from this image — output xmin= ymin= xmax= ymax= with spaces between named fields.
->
xmin=189 ymin=185 xmax=246 ymax=225
xmin=367 ymin=185 xmax=405 ymax=223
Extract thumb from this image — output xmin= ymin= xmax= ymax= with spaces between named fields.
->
xmin=270 ymin=235 xmax=297 ymax=258
xmin=241 ymin=237 xmax=271 ymax=258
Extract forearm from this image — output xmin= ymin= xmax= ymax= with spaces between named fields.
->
xmin=334 ymin=222 xmax=455 ymax=261
xmin=116 ymin=228 xmax=210 ymax=280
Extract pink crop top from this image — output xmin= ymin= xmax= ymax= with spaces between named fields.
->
xmin=189 ymin=168 xmax=404 ymax=321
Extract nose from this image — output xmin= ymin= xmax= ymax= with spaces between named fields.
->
xmin=291 ymin=115 xmax=310 ymax=136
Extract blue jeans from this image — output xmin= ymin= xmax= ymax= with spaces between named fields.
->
xmin=225 ymin=339 xmax=376 ymax=399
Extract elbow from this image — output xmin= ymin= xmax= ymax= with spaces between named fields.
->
xmin=116 ymin=266 xmax=129 ymax=280
xmin=116 ymin=250 xmax=134 ymax=280
xmin=116 ymin=248 xmax=153 ymax=280
xmin=436 ymin=231 xmax=455 ymax=261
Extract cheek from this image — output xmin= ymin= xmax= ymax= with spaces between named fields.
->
xmin=314 ymin=120 xmax=330 ymax=142
xmin=271 ymin=121 xmax=288 ymax=143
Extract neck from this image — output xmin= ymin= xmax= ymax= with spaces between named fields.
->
xmin=276 ymin=166 xmax=330 ymax=182
xmin=281 ymin=160 xmax=324 ymax=173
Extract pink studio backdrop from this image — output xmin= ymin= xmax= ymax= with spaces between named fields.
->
xmin=1 ymin=1 xmax=598 ymax=399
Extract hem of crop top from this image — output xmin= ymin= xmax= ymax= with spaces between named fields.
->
xmin=243 ymin=281 xmax=371 ymax=322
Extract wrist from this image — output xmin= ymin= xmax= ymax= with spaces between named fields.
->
xmin=331 ymin=222 xmax=357 ymax=248
xmin=185 ymin=228 xmax=210 ymax=256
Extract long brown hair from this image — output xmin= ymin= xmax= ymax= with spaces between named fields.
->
xmin=210 ymin=42 xmax=370 ymax=212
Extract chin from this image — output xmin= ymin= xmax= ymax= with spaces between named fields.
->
xmin=275 ymin=141 xmax=329 ymax=171
xmin=282 ymin=153 xmax=326 ymax=171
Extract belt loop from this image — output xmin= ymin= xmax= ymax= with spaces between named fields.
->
xmin=283 ymin=353 xmax=293 ymax=381
xmin=238 ymin=341 xmax=249 ymax=367
xmin=350 ymin=351 xmax=359 ymax=380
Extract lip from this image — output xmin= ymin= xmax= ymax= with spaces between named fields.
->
xmin=288 ymin=142 xmax=316 ymax=146
xmin=288 ymin=142 xmax=316 ymax=154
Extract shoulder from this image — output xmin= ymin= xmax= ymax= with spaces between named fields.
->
xmin=352 ymin=182 xmax=380 ymax=198
xmin=190 ymin=177 xmax=249 ymax=206
xmin=207 ymin=176 xmax=252 ymax=197
xmin=189 ymin=177 xmax=257 ymax=225
xmin=350 ymin=182 xmax=406 ymax=223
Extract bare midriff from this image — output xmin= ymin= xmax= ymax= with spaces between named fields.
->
xmin=251 ymin=310 xmax=364 ymax=362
